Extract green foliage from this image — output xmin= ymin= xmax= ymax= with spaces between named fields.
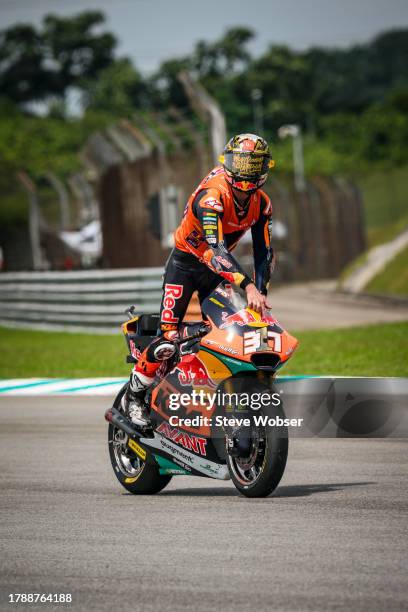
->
xmin=148 ymin=25 xmax=408 ymax=171
xmin=338 ymin=167 xmax=408 ymax=285
xmin=149 ymin=57 xmax=191 ymax=109
xmin=0 ymin=188 xmax=28 ymax=226
xmin=194 ymin=27 xmax=254 ymax=76
xmin=0 ymin=103 xmax=116 ymax=228
xmin=83 ymin=58 xmax=146 ymax=115
xmin=357 ymin=165 xmax=408 ymax=245
xmin=320 ymin=105 xmax=408 ymax=168
xmin=162 ymin=27 xmax=408 ymax=139
xmin=367 ymin=214 xmax=408 ymax=249
xmin=0 ymin=106 xmax=112 ymax=179
xmin=0 ymin=11 xmax=115 ymax=104
xmin=0 ymin=13 xmax=407 ymax=237
xmin=0 ymin=321 xmax=406 ymax=378
xmin=0 ymin=109 xmax=78 ymax=178
xmin=365 ymin=247 xmax=408 ymax=296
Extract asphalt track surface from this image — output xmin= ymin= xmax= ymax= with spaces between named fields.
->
xmin=1 ymin=397 xmax=407 ymax=612
xmin=268 ymin=281 xmax=408 ymax=330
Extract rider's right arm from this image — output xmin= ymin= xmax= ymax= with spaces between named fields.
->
xmin=192 ymin=190 xmax=253 ymax=290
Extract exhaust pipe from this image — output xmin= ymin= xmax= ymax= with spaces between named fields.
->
xmin=105 ymin=406 xmax=143 ymax=439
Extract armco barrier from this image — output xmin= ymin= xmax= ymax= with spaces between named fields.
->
xmin=0 ymin=268 xmax=165 ymax=333
xmin=0 ymin=268 xmax=202 ymax=333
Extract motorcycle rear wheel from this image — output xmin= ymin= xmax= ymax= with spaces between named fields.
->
xmin=108 ymin=384 xmax=172 ymax=495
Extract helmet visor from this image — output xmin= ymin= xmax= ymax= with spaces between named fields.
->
xmin=223 ymin=152 xmax=271 ymax=179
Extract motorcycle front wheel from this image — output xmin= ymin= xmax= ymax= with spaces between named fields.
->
xmin=226 ymin=388 xmax=288 ymax=498
xmin=108 ymin=384 xmax=172 ymax=495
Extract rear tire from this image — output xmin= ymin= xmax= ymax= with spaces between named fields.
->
xmin=108 ymin=384 xmax=172 ymax=495
xmin=227 ymin=385 xmax=288 ymax=498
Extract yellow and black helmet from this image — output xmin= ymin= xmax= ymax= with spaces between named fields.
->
xmin=219 ymin=133 xmax=275 ymax=192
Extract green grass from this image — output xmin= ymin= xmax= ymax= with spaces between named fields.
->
xmin=366 ymin=214 xmax=408 ymax=248
xmin=358 ymin=165 xmax=408 ymax=247
xmin=339 ymin=167 xmax=408 ymax=287
xmin=0 ymin=328 xmax=129 ymax=379
xmin=284 ymin=322 xmax=408 ymax=376
xmin=365 ymin=246 xmax=408 ymax=297
xmin=0 ymin=322 xmax=407 ymax=379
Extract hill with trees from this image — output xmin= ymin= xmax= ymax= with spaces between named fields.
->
xmin=0 ymin=12 xmax=407 ymax=235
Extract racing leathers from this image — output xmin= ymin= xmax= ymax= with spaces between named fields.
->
xmin=125 ymin=165 xmax=274 ymax=424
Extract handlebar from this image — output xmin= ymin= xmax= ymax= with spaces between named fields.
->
xmin=173 ymin=325 xmax=210 ymax=346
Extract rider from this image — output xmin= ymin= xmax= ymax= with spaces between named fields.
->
xmin=122 ymin=133 xmax=276 ymax=426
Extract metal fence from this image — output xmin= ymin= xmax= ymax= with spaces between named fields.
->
xmin=0 ymin=268 xmax=165 ymax=333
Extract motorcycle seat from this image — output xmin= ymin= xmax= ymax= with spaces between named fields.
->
xmin=135 ymin=313 xmax=161 ymax=336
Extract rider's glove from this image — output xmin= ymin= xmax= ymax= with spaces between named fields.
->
xmin=198 ymin=321 xmax=211 ymax=337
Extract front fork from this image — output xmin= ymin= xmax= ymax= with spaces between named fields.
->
xmin=217 ymin=372 xmax=275 ymax=458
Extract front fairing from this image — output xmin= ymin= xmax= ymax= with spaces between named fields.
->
xmin=201 ymin=282 xmax=299 ymax=369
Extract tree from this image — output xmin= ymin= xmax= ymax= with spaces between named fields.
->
xmin=83 ymin=58 xmax=145 ymax=114
xmin=0 ymin=25 xmax=51 ymax=103
xmin=193 ymin=27 xmax=254 ymax=79
xmin=0 ymin=11 xmax=116 ymax=105
xmin=43 ymin=12 xmax=116 ymax=93
xmin=150 ymin=27 xmax=255 ymax=112
xmin=150 ymin=58 xmax=192 ymax=110
xmin=369 ymin=29 xmax=408 ymax=91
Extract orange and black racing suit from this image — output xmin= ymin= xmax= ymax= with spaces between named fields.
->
xmin=134 ymin=166 xmax=274 ymax=382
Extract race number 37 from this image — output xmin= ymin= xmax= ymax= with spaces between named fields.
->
xmin=243 ymin=330 xmax=282 ymax=355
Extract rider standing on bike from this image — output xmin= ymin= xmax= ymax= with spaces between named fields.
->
xmin=123 ymin=133 xmax=276 ymax=426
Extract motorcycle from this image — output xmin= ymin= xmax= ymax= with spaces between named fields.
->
xmin=105 ymin=282 xmax=298 ymax=497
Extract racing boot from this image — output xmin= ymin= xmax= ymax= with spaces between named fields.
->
xmin=122 ymin=331 xmax=179 ymax=427
xmin=121 ymin=371 xmax=153 ymax=428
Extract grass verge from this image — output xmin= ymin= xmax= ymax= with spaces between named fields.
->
xmin=358 ymin=165 xmax=408 ymax=248
xmin=367 ymin=214 xmax=408 ymax=249
xmin=364 ymin=246 xmax=408 ymax=297
xmin=0 ymin=322 xmax=407 ymax=379
xmin=284 ymin=322 xmax=407 ymax=376
xmin=0 ymin=329 xmax=129 ymax=379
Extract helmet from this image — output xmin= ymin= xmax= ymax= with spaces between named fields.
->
xmin=219 ymin=133 xmax=275 ymax=192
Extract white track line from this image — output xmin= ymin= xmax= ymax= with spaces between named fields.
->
xmin=0 ymin=378 xmax=127 ymax=396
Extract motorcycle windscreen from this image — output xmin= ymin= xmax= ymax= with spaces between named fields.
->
xmin=202 ymin=281 xmax=284 ymax=333
xmin=202 ymin=282 xmax=252 ymax=328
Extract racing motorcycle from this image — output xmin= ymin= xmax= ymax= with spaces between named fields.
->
xmin=105 ymin=282 xmax=298 ymax=498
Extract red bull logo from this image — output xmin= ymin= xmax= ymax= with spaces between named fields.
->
xmin=262 ymin=313 xmax=279 ymax=326
xmin=220 ymin=309 xmax=257 ymax=328
xmin=233 ymin=180 xmax=257 ymax=192
xmin=175 ymin=354 xmax=216 ymax=388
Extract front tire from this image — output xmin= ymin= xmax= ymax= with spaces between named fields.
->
xmin=227 ymin=387 xmax=288 ymax=498
xmin=108 ymin=384 xmax=172 ymax=495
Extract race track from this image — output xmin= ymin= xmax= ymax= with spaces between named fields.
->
xmin=1 ymin=397 xmax=407 ymax=611
xmin=268 ymin=281 xmax=408 ymax=330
